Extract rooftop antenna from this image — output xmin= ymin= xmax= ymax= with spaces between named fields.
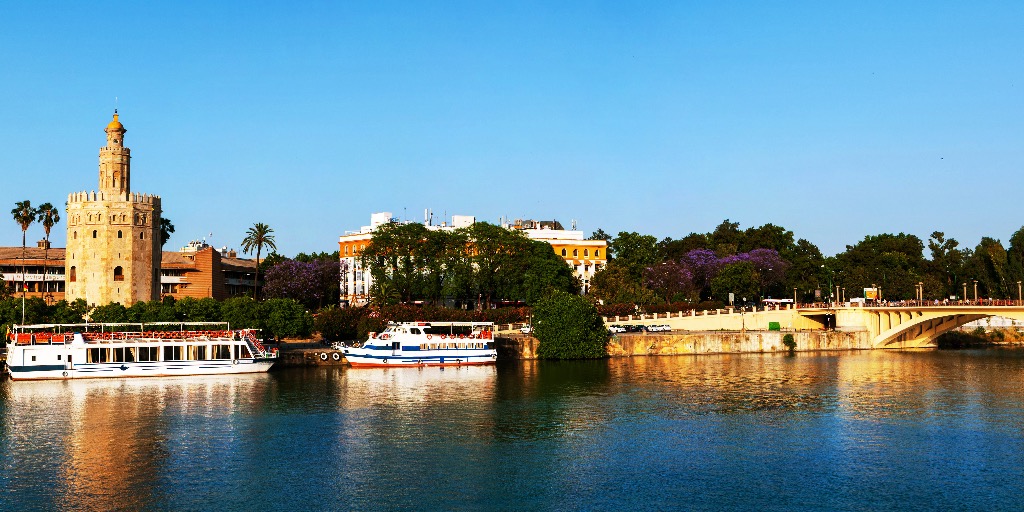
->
xmin=114 ymin=96 xmax=118 ymax=113
xmin=571 ymin=219 xmax=577 ymax=230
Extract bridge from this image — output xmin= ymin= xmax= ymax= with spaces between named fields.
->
xmin=603 ymin=303 xmax=1024 ymax=349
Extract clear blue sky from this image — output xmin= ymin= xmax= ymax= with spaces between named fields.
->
xmin=2 ymin=1 xmax=1022 ymax=257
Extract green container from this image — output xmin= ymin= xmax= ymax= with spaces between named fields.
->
xmin=768 ymin=322 xmax=781 ymax=331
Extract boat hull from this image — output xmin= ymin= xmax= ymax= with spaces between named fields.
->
xmin=8 ymin=359 xmax=275 ymax=381
xmin=342 ymin=350 xmax=497 ymax=368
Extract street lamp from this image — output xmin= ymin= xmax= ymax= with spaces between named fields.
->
xmin=963 ymin=282 xmax=968 ymax=303
xmin=973 ymin=280 xmax=978 ymax=303
xmin=1017 ymin=281 xmax=1022 ymax=306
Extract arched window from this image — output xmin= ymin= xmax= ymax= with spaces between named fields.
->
xmin=92 ymin=230 xmax=97 ymax=238
xmin=117 ymin=230 xmax=123 ymax=238
xmin=69 ymin=266 xmax=77 ymax=282
xmin=345 ymin=246 xmax=349 ymax=255
xmin=113 ymin=266 xmax=124 ymax=281
xmin=573 ymin=249 xmax=578 ymax=257
xmin=73 ymin=231 xmax=77 ymax=240
xmin=561 ymin=248 xmax=567 ymax=257
xmin=595 ymin=249 xmax=600 ymax=257
xmin=584 ymin=249 xmax=589 ymax=257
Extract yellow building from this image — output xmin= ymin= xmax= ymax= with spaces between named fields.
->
xmin=64 ymin=112 xmax=162 ymax=306
xmin=338 ymin=212 xmax=607 ymax=305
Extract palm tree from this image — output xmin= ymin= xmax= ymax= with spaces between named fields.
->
xmin=12 ymin=200 xmax=38 ymax=322
xmin=241 ymin=222 xmax=277 ymax=300
xmin=37 ymin=202 xmax=60 ymax=303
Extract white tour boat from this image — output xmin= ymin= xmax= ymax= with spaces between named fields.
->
xmin=4 ymin=322 xmax=278 ymax=381
xmin=341 ymin=321 xmax=497 ymax=367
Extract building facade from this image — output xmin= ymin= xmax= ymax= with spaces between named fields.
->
xmin=338 ymin=212 xmax=607 ymax=306
xmin=0 ymin=242 xmax=258 ymax=303
xmin=65 ymin=112 xmax=162 ymax=306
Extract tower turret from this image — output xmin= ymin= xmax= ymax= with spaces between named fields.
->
xmin=99 ymin=110 xmax=131 ymax=196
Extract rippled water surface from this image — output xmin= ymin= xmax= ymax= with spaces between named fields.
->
xmin=3 ymin=350 xmax=1024 ymax=511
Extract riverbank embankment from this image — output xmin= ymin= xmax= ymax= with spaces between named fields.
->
xmin=497 ymin=330 xmax=873 ymax=360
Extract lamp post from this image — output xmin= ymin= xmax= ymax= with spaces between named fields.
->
xmin=963 ymin=282 xmax=968 ymax=303
xmin=1018 ymin=281 xmax=1022 ymax=306
xmin=973 ymin=280 xmax=978 ymax=303
xmin=918 ymin=282 xmax=924 ymax=304
xmin=793 ymin=287 xmax=798 ymax=308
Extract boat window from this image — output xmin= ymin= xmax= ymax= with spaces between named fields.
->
xmin=189 ymin=345 xmax=207 ymax=360
xmin=88 ymin=347 xmax=108 ymax=363
xmin=238 ymin=345 xmax=252 ymax=359
xmin=213 ymin=345 xmax=232 ymax=359
xmin=163 ymin=345 xmax=183 ymax=361
xmin=138 ymin=346 xmax=157 ymax=362
xmin=31 ymin=355 xmax=36 ymax=362
xmin=392 ymin=341 xmax=400 ymax=350
xmin=411 ymin=328 xmax=421 ymax=335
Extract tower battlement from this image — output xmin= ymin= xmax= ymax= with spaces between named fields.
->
xmin=67 ymin=191 xmax=162 ymax=206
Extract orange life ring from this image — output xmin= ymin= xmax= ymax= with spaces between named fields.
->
xmin=459 ymin=334 xmax=465 ymax=339
xmin=440 ymin=334 xmax=447 ymax=339
xmin=426 ymin=334 xmax=432 ymax=340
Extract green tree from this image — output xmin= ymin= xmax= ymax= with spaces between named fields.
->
xmin=90 ymin=302 xmax=129 ymax=323
xmin=314 ymin=306 xmax=364 ymax=341
xmin=462 ymin=222 xmax=533 ymax=307
xmin=220 ymin=296 xmax=262 ymax=330
xmin=360 ymin=222 xmax=433 ymax=302
xmin=711 ymin=261 xmax=759 ymax=303
xmin=241 ymin=222 xmax=277 ymax=300
xmin=609 ymin=231 xmax=659 ymax=280
xmin=50 ymin=299 xmax=88 ymax=324
xmin=964 ymin=237 xmax=1009 ymax=298
xmin=590 ymin=263 xmax=659 ymax=306
xmin=174 ymin=297 xmax=222 ymax=322
xmin=370 ymin=279 xmax=401 ymax=307
xmin=533 ymin=290 xmax=609 ymax=359
xmin=261 ymin=298 xmax=313 ymax=340
xmin=36 ymin=202 xmax=60 ymax=302
xmin=709 ymin=219 xmax=743 ymax=255
xmin=12 ymin=200 xmax=38 ymax=318
xmin=160 ymin=217 xmax=175 ymax=247
xmin=516 ymin=239 xmax=581 ymax=304
xmin=926 ymin=231 xmax=967 ymax=299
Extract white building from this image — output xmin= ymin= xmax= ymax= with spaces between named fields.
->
xmin=337 ymin=212 xmax=607 ymax=306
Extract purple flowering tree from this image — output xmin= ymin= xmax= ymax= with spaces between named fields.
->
xmin=263 ymin=259 xmax=342 ymax=310
xmin=643 ymin=259 xmax=696 ymax=302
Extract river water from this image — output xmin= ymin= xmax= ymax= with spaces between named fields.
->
xmin=2 ymin=350 xmax=1024 ymax=511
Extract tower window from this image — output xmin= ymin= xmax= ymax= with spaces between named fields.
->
xmin=118 ymin=230 xmax=123 ymax=238
xmin=69 ymin=266 xmax=77 ymax=282
xmin=114 ymin=266 xmax=124 ymax=282
xmin=140 ymin=232 xmax=145 ymax=240
xmin=73 ymin=231 xmax=77 ymax=240
xmin=92 ymin=230 xmax=97 ymax=238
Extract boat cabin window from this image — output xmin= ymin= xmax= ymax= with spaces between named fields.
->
xmin=163 ymin=346 xmax=183 ymax=361
xmin=113 ymin=347 xmax=136 ymax=363
xmin=189 ymin=345 xmax=208 ymax=360
xmin=138 ymin=346 xmax=158 ymax=362
xmin=236 ymin=345 xmax=252 ymax=359
xmin=411 ymin=328 xmax=421 ymax=335
xmin=213 ymin=345 xmax=232 ymax=360
xmin=87 ymin=348 xmax=109 ymax=363
xmin=392 ymin=341 xmax=400 ymax=350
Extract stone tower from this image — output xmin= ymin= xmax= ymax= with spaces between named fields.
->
xmin=65 ymin=111 xmax=162 ymax=306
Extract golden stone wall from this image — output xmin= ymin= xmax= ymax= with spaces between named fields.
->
xmin=64 ymin=113 xmax=162 ymax=306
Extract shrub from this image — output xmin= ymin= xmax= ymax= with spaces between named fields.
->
xmin=533 ymin=290 xmax=609 ymax=360
xmin=782 ymin=333 xmax=796 ymax=351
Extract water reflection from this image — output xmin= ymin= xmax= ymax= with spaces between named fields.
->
xmin=2 ymin=351 xmax=1024 ymax=511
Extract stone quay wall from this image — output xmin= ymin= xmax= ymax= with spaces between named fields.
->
xmin=496 ymin=330 xmax=873 ymax=360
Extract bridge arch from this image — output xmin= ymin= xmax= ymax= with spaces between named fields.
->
xmin=871 ymin=309 xmax=1024 ymax=348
